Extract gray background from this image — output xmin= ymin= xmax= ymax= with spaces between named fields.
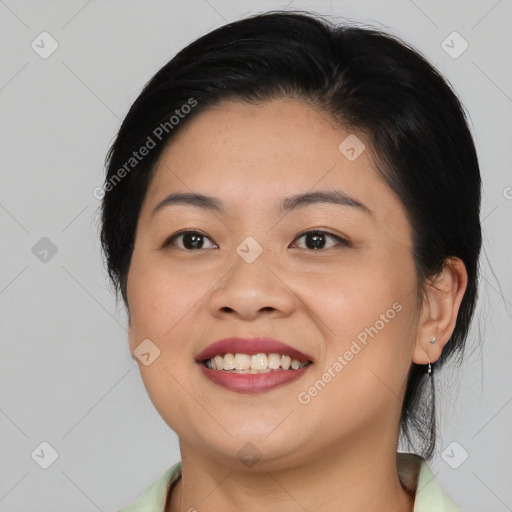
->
xmin=1 ymin=0 xmax=511 ymax=511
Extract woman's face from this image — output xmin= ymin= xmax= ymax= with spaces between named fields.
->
xmin=126 ymin=98 xmax=421 ymax=468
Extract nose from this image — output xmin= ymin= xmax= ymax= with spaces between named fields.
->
xmin=208 ymin=250 xmax=296 ymax=321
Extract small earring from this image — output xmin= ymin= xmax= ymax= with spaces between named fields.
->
xmin=427 ymin=352 xmax=432 ymax=375
xmin=430 ymin=336 xmax=437 ymax=344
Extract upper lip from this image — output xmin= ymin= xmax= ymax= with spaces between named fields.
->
xmin=195 ymin=337 xmax=313 ymax=363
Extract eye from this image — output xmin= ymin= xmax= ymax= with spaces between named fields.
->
xmin=163 ymin=230 xmax=217 ymax=250
xmin=162 ymin=229 xmax=349 ymax=251
xmin=291 ymin=230 xmax=349 ymax=250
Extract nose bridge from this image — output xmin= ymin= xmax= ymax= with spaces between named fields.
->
xmin=235 ymin=234 xmax=266 ymax=265
xmin=226 ymin=203 xmax=279 ymax=264
xmin=208 ymin=233 xmax=293 ymax=318
xmin=229 ymin=234 xmax=275 ymax=288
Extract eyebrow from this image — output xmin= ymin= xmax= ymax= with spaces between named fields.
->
xmin=151 ymin=190 xmax=373 ymax=217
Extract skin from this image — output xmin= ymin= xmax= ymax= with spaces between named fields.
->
xmin=126 ymin=98 xmax=468 ymax=512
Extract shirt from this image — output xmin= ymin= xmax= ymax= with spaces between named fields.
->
xmin=118 ymin=452 xmax=463 ymax=511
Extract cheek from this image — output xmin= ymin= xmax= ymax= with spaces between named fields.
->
xmin=126 ymin=253 xmax=208 ymax=432
xmin=292 ymin=245 xmax=416 ymax=339
xmin=127 ymin=251 xmax=212 ymax=344
xmin=297 ymin=244 xmax=418 ymax=393
xmin=125 ymin=253 xmax=206 ymax=419
xmin=293 ymin=275 xmax=417 ymax=441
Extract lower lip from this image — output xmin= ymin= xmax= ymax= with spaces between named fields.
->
xmin=198 ymin=364 xmax=311 ymax=394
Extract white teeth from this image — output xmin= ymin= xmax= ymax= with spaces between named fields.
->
xmin=280 ymin=355 xmax=291 ymax=370
xmin=234 ymin=353 xmax=251 ymax=371
xmin=223 ymin=353 xmax=236 ymax=370
xmin=204 ymin=352 xmax=311 ymax=372
xmin=214 ymin=355 xmax=224 ymax=370
xmin=251 ymin=353 xmax=268 ymax=370
xmin=268 ymin=353 xmax=281 ymax=369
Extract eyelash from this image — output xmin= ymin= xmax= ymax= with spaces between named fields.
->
xmin=162 ymin=229 xmax=350 ymax=251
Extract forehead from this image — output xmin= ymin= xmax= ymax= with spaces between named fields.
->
xmin=141 ymin=99 xmax=407 ymax=230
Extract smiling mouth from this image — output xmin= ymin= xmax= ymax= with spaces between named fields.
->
xmin=202 ymin=352 xmax=312 ymax=373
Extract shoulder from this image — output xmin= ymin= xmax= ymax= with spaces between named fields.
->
xmin=397 ymin=452 xmax=464 ymax=511
xmin=118 ymin=461 xmax=182 ymax=512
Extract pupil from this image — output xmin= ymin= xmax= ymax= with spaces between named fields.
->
xmin=184 ymin=233 xmax=203 ymax=249
xmin=307 ymin=231 xmax=325 ymax=250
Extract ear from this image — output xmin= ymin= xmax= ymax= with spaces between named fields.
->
xmin=412 ymin=257 xmax=468 ymax=365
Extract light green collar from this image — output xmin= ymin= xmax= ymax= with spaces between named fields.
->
xmin=397 ymin=452 xmax=462 ymax=511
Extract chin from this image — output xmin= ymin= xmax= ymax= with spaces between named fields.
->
xmin=187 ymin=422 xmax=314 ymax=470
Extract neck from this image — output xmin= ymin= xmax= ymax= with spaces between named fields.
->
xmin=167 ymin=435 xmax=415 ymax=512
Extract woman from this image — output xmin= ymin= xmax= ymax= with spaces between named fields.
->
xmin=100 ymin=11 xmax=481 ymax=512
